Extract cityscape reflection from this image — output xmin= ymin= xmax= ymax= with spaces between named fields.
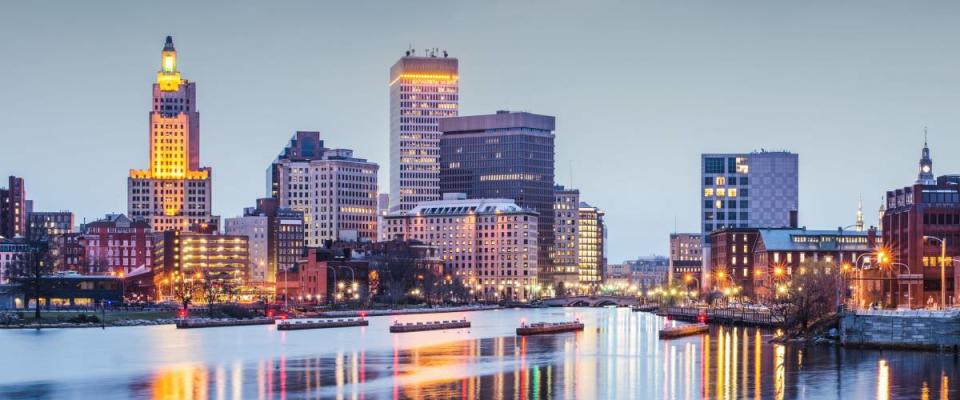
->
xmin=0 ymin=309 xmax=956 ymax=399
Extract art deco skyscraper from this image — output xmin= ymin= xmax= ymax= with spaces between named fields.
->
xmin=389 ymin=50 xmax=459 ymax=212
xmin=128 ymin=36 xmax=218 ymax=232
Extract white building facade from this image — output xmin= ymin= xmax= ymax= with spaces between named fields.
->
xmin=383 ymin=197 xmax=539 ymax=301
xmin=389 ymin=52 xmax=459 ymax=212
xmin=224 ymin=215 xmax=269 ymax=283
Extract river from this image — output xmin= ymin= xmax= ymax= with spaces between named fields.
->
xmin=0 ymin=307 xmax=956 ymax=399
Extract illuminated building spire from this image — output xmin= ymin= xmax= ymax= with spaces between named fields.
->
xmin=157 ymin=36 xmax=183 ymax=91
xmin=916 ymin=127 xmax=935 ymax=185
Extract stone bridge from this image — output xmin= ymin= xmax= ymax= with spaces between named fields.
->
xmin=541 ymin=295 xmax=641 ymax=307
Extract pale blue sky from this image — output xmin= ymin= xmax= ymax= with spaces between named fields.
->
xmin=2 ymin=1 xmax=959 ymax=263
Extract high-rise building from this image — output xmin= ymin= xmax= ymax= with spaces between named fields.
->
xmin=81 ymin=214 xmax=153 ymax=275
xmin=577 ymin=202 xmax=605 ymax=290
xmin=383 ymin=195 xmax=540 ymax=301
xmin=269 ymin=131 xmax=378 ymax=245
xmin=0 ymin=176 xmax=26 ymax=239
xmin=26 ymin=211 xmax=74 ymax=242
xmin=389 ymin=51 xmax=459 ymax=212
xmin=700 ymin=151 xmax=798 ymax=288
xmin=128 ymin=36 xmax=218 ymax=233
xmin=668 ymin=233 xmax=702 ymax=286
xmin=550 ymin=185 xmax=580 ymax=291
xmin=439 ymin=111 xmax=556 ymax=284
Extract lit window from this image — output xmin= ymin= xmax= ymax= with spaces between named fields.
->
xmin=704 ymin=188 xmax=714 ymax=197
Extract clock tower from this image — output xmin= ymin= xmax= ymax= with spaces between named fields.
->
xmin=916 ymin=130 xmax=935 ymax=185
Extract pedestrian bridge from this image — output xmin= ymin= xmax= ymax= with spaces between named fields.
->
xmin=541 ymin=295 xmax=641 ymax=307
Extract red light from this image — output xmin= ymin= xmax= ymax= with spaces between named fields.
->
xmin=267 ymin=310 xmax=274 ymax=318
xmin=177 ymin=309 xmax=187 ymax=318
xmin=359 ymin=311 xmax=367 ymax=318
xmin=698 ymin=313 xmax=707 ymax=324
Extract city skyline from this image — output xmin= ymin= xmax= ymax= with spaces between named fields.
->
xmin=4 ymin=2 xmax=960 ymax=263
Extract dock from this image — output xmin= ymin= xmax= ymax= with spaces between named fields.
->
xmin=277 ymin=318 xmax=368 ymax=331
xmin=659 ymin=323 xmax=709 ymax=339
xmin=175 ymin=317 xmax=276 ymax=329
xmin=516 ymin=320 xmax=584 ymax=336
xmin=632 ymin=305 xmax=658 ymax=312
xmin=389 ymin=318 xmax=471 ymax=333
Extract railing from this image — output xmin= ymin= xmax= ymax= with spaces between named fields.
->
xmin=660 ymin=306 xmax=784 ymax=327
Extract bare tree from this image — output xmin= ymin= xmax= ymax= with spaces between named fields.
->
xmin=4 ymin=242 xmax=55 ymax=325
xmin=780 ymin=261 xmax=840 ymax=332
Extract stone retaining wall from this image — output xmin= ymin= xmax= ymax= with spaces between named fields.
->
xmin=840 ymin=309 xmax=960 ymax=350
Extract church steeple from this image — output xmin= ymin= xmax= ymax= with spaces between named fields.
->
xmin=856 ymin=196 xmax=864 ymax=232
xmin=916 ymin=127 xmax=935 ymax=185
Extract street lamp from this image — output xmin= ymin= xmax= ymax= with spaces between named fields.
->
xmin=922 ymin=236 xmax=948 ymax=309
xmin=683 ymin=274 xmax=700 ymax=303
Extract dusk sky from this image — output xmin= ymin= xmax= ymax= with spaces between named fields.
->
xmin=2 ymin=1 xmax=960 ymax=263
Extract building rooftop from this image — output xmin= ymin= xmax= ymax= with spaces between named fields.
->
xmin=439 ymin=111 xmax=555 ymax=134
xmin=389 ymin=198 xmax=537 ymax=217
xmin=756 ymin=228 xmax=874 ymax=252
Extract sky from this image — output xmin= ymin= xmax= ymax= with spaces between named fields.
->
xmin=2 ymin=1 xmax=960 ymax=263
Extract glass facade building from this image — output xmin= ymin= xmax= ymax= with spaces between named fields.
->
xmin=439 ymin=111 xmax=556 ymax=283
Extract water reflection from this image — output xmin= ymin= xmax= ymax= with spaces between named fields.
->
xmin=0 ymin=309 xmax=957 ymax=399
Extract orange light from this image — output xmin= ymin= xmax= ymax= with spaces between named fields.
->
xmin=389 ymin=73 xmax=459 ymax=86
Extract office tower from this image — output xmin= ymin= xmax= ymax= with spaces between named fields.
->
xmin=128 ymin=36 xmax=218 ymax=232
xmin=227 ymin=198 xmax=304 ymax=283
xmin=550 ymin=185 xmax=580 ymax=292
xmin=389 ymin=50 xmax=459 ymax=212
xmin=668 ymin=233 xmax=702 ymax=286
xmin=439 ymin=111 xmax=556 ymax=284
xmin=26 ymin=211 xmax=74 ymax=242
xmin=700 ymin=151 xmax=798 ymax=288
xmin=0 ymin=176 xmax=26 ymax=239
xmin=383 ymin=195 xmax=539 ymax=301
xmin=577 ymin=202 xmax=605 ymax=290
xmin=269 ymin=131 xmax=378 ymax=245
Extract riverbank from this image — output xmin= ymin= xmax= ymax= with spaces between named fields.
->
xmin=317 ymin=304 xmax=500 ymax=318
xmin=0 ymin=305 xmax=503 ymax=329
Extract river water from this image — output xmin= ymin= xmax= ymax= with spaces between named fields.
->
xmin=0 ymin=307 xmax=956 ymax=399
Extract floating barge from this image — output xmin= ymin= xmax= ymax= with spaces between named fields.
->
xmin=659 ymin=323 xmax=709 ymax=339
xmin=516 ymin=320 xmax=584 ymax=336
xmin=390 ymin=318 xmax=471 ymax=333
xmin=277 ymin=318 xmax=368 ymax=331
xmin=632 ymin=305 xmax=658 ymax=312
xmin=175 ymin=317 xmax=276 ymax=329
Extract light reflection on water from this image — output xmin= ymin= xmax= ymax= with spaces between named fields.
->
xmin=0 ymin=308 xmax=956 ymax=399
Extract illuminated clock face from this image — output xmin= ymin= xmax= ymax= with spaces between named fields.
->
xmin=922 ymin=165 xmax=931 ymax=173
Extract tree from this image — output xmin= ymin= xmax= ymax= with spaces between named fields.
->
xmin=780 ymin=261 xmax=840 ymax=332
xmin=4 ymin=241 xmax=55 ymax=325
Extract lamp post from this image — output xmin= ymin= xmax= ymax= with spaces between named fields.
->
xmin=922 ymin=236 xmax=947 ymax=309
xmin=851 ymin=252 xmax=875 ymax=309
xmin=889 ymin=262 xmax=912 ymax=308
xmin=684 ymin=274 xmax=700 ymax=304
